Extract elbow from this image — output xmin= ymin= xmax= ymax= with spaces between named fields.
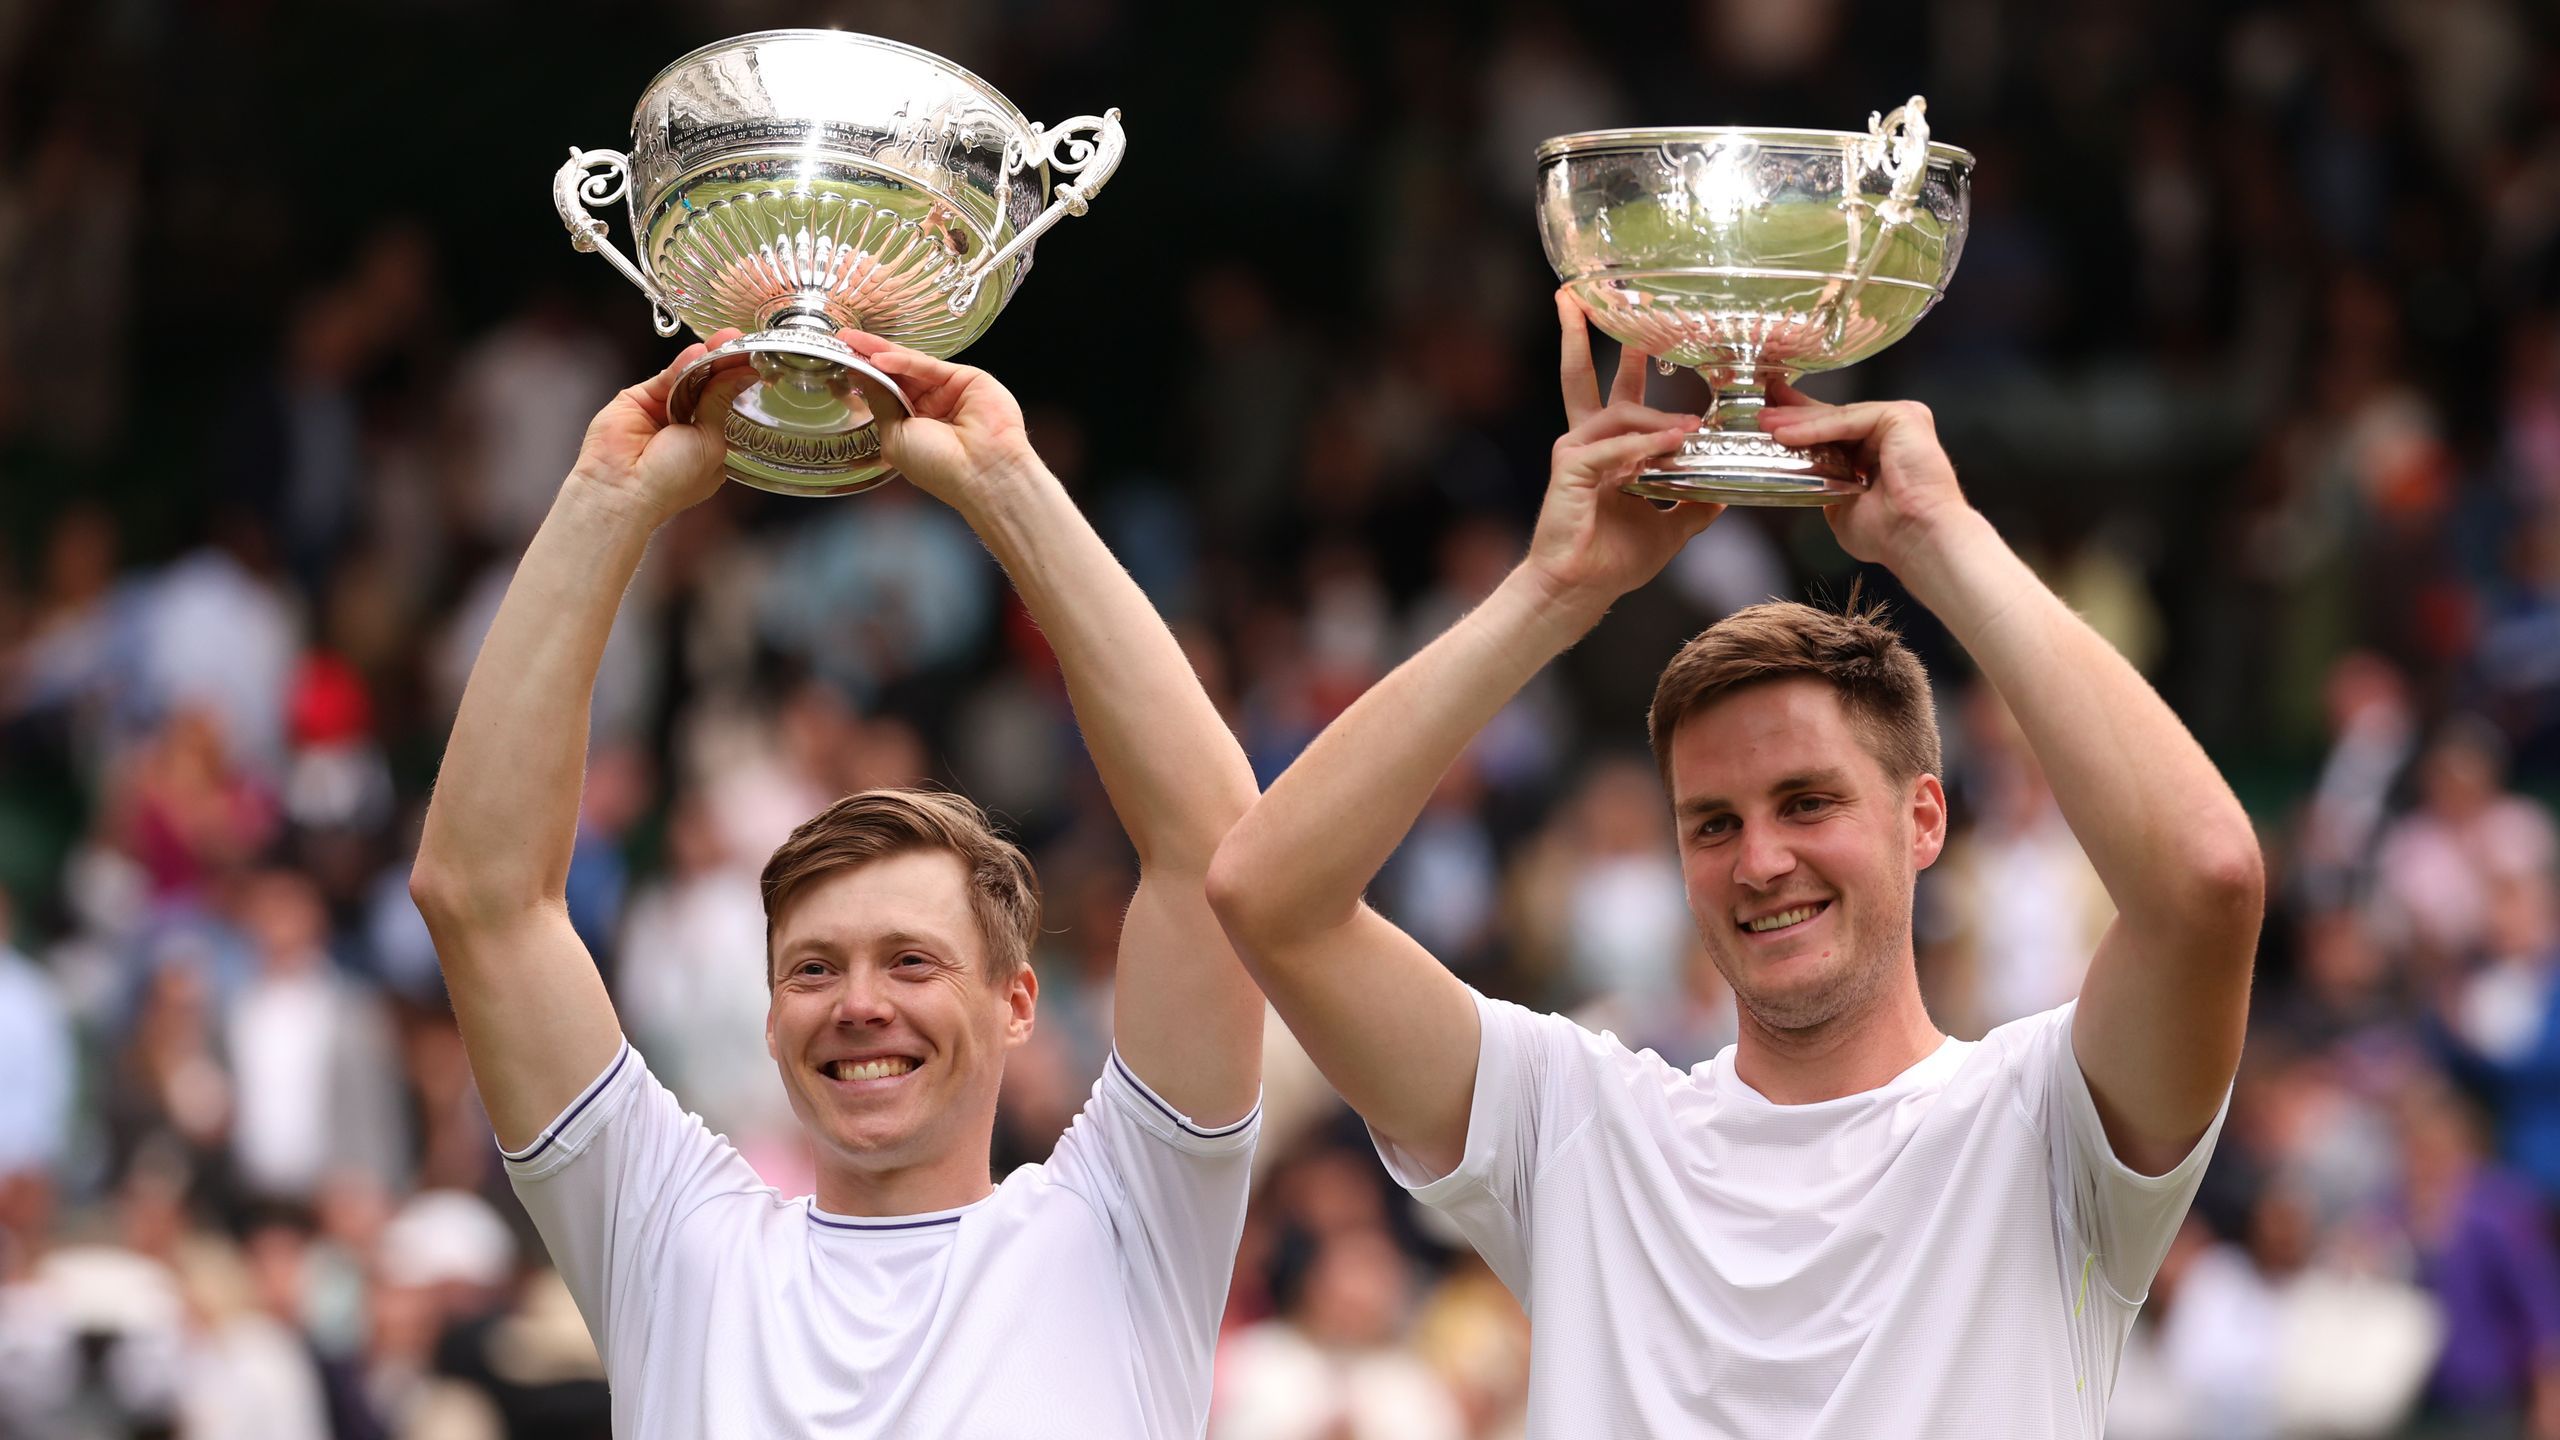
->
xmin=1203 ymin=829 xmax=1266 ymax=941
xmin=1131 ymin=791 xmax=1257 ymax=882
xmin=1206 ymin=821 xmax=1319 ymax=951
xmin=406 ymin=851 xmax=549 ymax=934
xmin=1206 ymin=823 xmax=1359 ymax=980
xmin=1204 ymin=831 xmax=1306 ymax=993
xmin=2185 ymin=825 xmax=2269 ymax=924
xmin=406 ymin=854 xmax=478 ymax=932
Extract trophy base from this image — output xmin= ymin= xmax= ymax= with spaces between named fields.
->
xmin=1622 ymin=428 xmax=1866 ymax=507
xmin=668 ymin=330 xmax=912 ymax=498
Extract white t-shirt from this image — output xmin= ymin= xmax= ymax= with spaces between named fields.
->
xmin=1374 ymin=994 xmax=2223 ymax=1438
xmin=505 ymin=1043 xmax=1258 ymax=1438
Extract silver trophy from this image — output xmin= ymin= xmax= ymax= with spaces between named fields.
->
xmin=553 ymin=30 xmax=1125 ymax=496
xmin=1537 ymin=99 xmax=1971 ymax=505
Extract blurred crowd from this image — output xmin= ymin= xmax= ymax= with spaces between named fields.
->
xmin=2 ymin=0 xmax=2559 ymax=1436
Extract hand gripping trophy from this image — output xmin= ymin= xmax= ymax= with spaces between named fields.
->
xmin=553 ymin=30 xmax=1125 ymax=496
xmin=1538 ymin=98 xmax=1972 ymax=505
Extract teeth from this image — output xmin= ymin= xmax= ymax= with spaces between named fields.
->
xmin=826 ymin=1058 xmax=916 ymax=1081
xmin=1745 ymin=905 xmax=1821 ymax=934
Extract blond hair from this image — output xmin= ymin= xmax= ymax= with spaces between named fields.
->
xmin=760 ymin=788 xmax=1040 ymax=980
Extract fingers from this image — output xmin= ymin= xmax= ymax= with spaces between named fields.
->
xmin=841 ymin=328 xmax=970 ymax=409
xmin=626 ymin=343 xmax=703 ymax=423
xmin=1608 ymin=336 xmax=1651 ymax=408
xmin=1764 ymin=376 xmax=1818 ymax=408
xmin=1679 ymin=500 xmax=1727 ymax=537
xmin=1556 ymin=289 xmax=1652 ymax=417
xmin=630 ymin=329 xmax=746 ymax=421
xmin=1758 ymin=399 xmax=1911 ymax=448
xmin=1557 ymin=289 xmax=1601 ymax=428
xmin=1561 ymin=401 xmax=1698 ymax=446
xmin=839 ymin=327 xmax=941 ymax=379
xmin=1555 ymin=425 xmax=1688 ymax=486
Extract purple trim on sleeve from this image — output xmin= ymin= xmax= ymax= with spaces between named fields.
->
xmin=1110 ymin=1051 xmax=1258 ymax=1137
xmin=503 ymin=1045 xmax=634 ymax=1165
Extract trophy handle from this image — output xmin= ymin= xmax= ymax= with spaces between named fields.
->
xmin=554 ymin=147 xmax=683 ymax=338
xmin=949 ymin=110 xmax=1127 ymax=314
xmin=1830 ymin=97 xmax=1932 ymax=349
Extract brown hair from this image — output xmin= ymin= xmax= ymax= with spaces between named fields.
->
xmin=1647 ymin=598 xmax=1940 ymax=786
xmin=759 ymin=789 xmax=1041 ymax=981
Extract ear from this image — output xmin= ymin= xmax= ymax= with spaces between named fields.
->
xmin=1002 ymin=963 xmax=1038 ymax=1048
xmin=1909 ymin=772 xmax=1949 ymax=871
xmin=765 ymin=990 xmax=780 ymax=1065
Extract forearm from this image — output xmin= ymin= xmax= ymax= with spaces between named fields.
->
xmin=1217 ymin=567 xmax=1604 ymax=940
xmin=957 ymin=461 xmax=1258 ymax=871
xmin=414 ymin=480 xmax=656 ymax=918
xmin=1895 ymin=514 xmax=2262 ymax=924
xmin=958 ymin=458 xmax=1268 ymax=1117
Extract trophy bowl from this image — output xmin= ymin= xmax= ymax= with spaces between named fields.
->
xmin=554 ymin=30 xmax=1125 ymax=496
xmin=1537 ymin=98 xmax=1972 ymax=505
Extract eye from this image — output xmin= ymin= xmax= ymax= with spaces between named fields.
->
xmin=1788 ymin=794 xmax=1832 ymax=816
xmin=795 ymin=958 xmax=829 ymax=977
xmin=891 ymin=952 xmax=931 ymax=969
xmin=1692 ymin=814 xmax=1735 ymax=842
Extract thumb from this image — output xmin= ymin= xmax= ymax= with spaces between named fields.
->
xmin=867 ymin=395 xmax=944 ymax=456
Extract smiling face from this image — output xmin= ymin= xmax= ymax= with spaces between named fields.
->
xmin=764 ymin=849 xmax=1035 ymax=1183
xmin=1667 ymin=677 xmax=1946 ymax=1036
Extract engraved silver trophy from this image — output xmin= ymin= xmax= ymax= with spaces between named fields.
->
xmin=1537 ymin=99 xmax=1971 ymax=505
xmin=554 ymin=30 xmax=1125 ymax=496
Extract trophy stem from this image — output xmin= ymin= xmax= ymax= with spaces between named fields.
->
xmin=1617 ymin=364 xmax=1865 ymax=507
xmin=666 ymin=329 xmax=913 ymax=498
xmin=1704 ymin=380 xmax=1771 ymax=435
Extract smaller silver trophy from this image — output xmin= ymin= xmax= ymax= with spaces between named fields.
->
xmin=554 ymin=30 xmax=1125 ymax=495
xmin=1538 ymin=99 xmax=1972 ymax=505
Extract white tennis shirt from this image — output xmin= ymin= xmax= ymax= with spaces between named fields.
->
xmin=505 ymin=1043 xmax=1258 ymax=1438
xmin=1373 ymin=994 xmax=2223 ymax=1438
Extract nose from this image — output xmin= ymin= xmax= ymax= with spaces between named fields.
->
xmin=1730 ymin=819 xmax=1796 ymax=893
xmin=831 ymin=968 xmax=897 ymax=1029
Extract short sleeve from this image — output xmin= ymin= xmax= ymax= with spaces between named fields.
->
xmin=2025 ymin=1004 xmax=2228 ymax=1305
xmin=1042 ymin=1051 xmax=1260 ymax=1437
xmin=501 ymin=1043 xmax=770 ymax=1362
xmin=1367 ymin=992 xmax=1593 ymax=1300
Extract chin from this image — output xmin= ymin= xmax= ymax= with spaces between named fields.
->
xmin=785 ymin=1087 xmax=914 ymax=1159
xmin=1767 ymin=960 xmax=1895 ymax=1034
xmin=821 ymin=1118 xmax=927 ymax=1168
xmin=1733 ymin=965 xmax=1853 ymax=1032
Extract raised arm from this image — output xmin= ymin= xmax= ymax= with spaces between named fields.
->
xmin=842 ymin=331 xmax=1262 ymax=1125
xmin=1205 ymin=296 xmax=1714 ymax=1175
xmin=409 ymin=337 xmax=750 ymax=1151
xmin=1762 ymin=396 xmax=2264 ymax=1175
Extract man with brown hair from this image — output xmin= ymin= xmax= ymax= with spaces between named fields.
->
xmin=411 ymin=328 xmax=1263 ymax=1437
xmin=1208 ymin=295 xmax=2264 ymax=1437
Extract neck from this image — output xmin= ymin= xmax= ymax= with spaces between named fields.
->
xmin=1731 ymin=967 xmax=1944 ymax=1105
xmin=812 ymin=1138 xmax=998 ymax=1219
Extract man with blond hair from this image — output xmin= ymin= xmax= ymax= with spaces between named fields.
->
xmin=1209 ymin=295 xmax=2265 ymax=1437
xmin=411 ymin=328 xmax=1264 ymax=1437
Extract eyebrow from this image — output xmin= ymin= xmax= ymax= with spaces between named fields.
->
xmin=1677 ymin=768 xmax=1852 ymax=817
xmin=776 ymin=928 xmax=955 ymax=961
